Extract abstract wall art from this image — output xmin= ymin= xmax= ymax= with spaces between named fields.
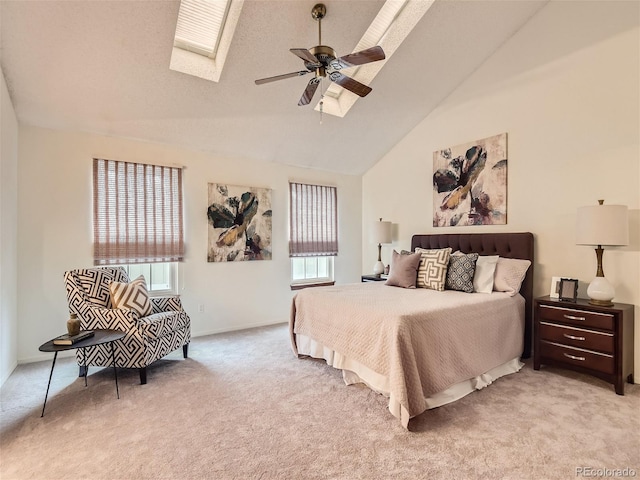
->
xmin=207 ymin=183 xmax=272 ymax=262
xmin=432 ymin=133 xmax=507 ymax=227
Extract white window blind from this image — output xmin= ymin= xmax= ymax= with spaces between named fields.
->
xmin=289 ymin=182 xmax=338 ymax=257
xmin=174 ymin=0 xmax=231 ymax=58
xmin=93 ymin=158 xmax=184 ymax=265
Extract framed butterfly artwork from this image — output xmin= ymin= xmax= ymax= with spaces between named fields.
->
xmin=207 ymin=183 xmax=273 ymax=262
xmin=432 ymin=132 xmax=507 ymax=227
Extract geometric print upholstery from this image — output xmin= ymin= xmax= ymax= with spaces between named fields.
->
xmin=63 ymin=267 xmax=191 ymax=378
xmin=415 ymin=247 xmax=452 ymax=291
xmin=73 ymin=267 xmax=129 ymax=308
xmin=445 ymin=252 xmax=479 ymax=293
xmin=109 ymin=275 xmax=153 ymax=317
xmin=139 ymin=311 xmax=189 ymax=340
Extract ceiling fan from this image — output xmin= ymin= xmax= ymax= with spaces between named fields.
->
xmin=254 ymin=3 xmax=386 ymax=106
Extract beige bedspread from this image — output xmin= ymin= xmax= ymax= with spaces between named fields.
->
xmin=290 ymin=282 xmax=524 ymax=423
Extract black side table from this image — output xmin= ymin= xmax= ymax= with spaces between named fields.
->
xmin=361 ymin=275 xmax=387 ymax=282
xmin=38 ymin=329 xmax=126 ymax=417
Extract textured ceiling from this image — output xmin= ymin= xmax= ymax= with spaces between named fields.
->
xmin=0 ymin=0 xmax=547 ymax=175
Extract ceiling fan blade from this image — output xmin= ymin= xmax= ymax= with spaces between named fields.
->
xmin=255 ymin=70 xmax=309 ymax=85
xmin=290 ymin=48 xmax=321 ymax=66
xmin=328 ymin=72 xmax=372 ymax=97
xmin=330 ymin=46 xmax=385 ymax=70
xmin=298 ymin=77 xmax=321 ymax=106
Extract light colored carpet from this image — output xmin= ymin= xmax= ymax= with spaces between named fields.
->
xmin=1 ymin=323 xmax=638 ymax=480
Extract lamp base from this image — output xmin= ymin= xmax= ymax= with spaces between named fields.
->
xmin=587 ymin=275 xmax=615 ymax=307
xmin=588 ymin=298 xmax=614 ymax=307
xmin=373 ymin=261 xmax=385 ymax=275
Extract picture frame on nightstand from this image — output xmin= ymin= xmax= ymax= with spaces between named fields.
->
xmin=558 ymin=278 xmax=578 ymax=302
xmin=549 ymin=276 xmax=562 ymax=298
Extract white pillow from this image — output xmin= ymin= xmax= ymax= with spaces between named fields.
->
xmin=493 ymin=257 xmax=531 ymax=296
xmin=473 ymin=255 xmax=499 ymax=294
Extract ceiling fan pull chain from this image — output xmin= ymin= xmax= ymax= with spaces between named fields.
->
xmin=319 ymin=78 xmax=325 ymax=124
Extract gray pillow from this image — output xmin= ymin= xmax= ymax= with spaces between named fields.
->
xmin=445 ymin=252 xmax=479 ymax=293
xmin=385 ymin=250 xmax=422 ymax=288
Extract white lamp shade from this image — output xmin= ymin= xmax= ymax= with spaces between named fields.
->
xmin=372 ymin=220 xmax=392 ymax=244
xmin=576 ymin=204 xmax=628 ymax=246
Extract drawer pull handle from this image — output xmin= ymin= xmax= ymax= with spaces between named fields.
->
xmin=563 ymin=314 xmax=586 ymax=321
xmin=563 ymin=353 xmax=586 ymax=362
xmin=563 ymin=333 xmax=586 ymax=341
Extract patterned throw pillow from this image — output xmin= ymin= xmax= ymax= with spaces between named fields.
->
xmin=446 ymin=252 xmax=479 ymax=293
xmin=109 ymin=275 xmax=153 ymax=317
xmin=415 ymin=247 xmax=452 ymax=291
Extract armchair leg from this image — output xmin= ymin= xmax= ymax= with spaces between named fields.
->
xmin=183 ymin=343 xmax=189 ymax=359
xmin=79 ymin=366 xmax=87 ymax=378
xmin=139 ymin=367 xmax=147 ymax=385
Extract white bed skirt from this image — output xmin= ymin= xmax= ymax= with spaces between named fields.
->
xmin=295 ymin=333 xmax=524 ymax=428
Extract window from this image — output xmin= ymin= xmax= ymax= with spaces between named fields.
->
xmin=120 ymin=262 xmax=178 ymax=296
xmin=291 ymin=257 xmax=334 ymax=285
xmin=289 ymin=182 xmax=338 ymax=286
xmin=93 ymin=158 xmax=184 ymax=266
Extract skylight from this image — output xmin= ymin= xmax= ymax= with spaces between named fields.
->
xmin=316 ymin=0 xmax=436 ymax=118
xmin=170 ymin=0 xmax=244 ymax=83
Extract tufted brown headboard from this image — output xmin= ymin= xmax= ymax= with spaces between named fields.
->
xmin=411 ymin=232 xmax=534 ymax=358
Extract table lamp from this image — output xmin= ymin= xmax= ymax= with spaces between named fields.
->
xmin=576 ymin=200 xmax=629 ymax=306
xmin=372 ymin=218 xmax=392 ymax=275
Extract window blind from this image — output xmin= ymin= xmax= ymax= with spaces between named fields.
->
xmin=289 ymin=182 xmax=338 ymax=257
xmin=93 ymin=158 xmax=184 ymax=265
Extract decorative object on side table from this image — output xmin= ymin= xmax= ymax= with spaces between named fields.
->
xmin=53 ymin=330 xmax=94 ymax=346
xmin=372 ymin=218 xmax=392 ymax=275
xmin=576 ymin=200 xmax=629 ymax=306
xmin=66 ymin=313 xmax=81 ymax=336
xmin=549 ymin=276 xmax=562 ymax=298
xmin=558 ymin=278 xmax=578 ymax=302
xmin=534 ymin=296 xmax=634 ymax=395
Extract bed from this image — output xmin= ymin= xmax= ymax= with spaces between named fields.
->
xmin=289 ymin=232 xmax=534 ymax=429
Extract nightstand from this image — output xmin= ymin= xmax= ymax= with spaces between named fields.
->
xmin=534 ymin=296 xmax=634 ymax=395
xmin=361 ymin=275 xmax=387 ymax=282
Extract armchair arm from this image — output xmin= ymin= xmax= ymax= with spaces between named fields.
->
xmin=80 ymin=304 xmax=139 ymax=332
xmin=151 ymin=296 xmax=184 ymax=314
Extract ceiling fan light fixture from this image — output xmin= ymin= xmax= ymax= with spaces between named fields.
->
xmin=254 ymin=3 xmax=386 ymax=111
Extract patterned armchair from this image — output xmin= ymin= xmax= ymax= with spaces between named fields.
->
xmin=64 ymin=267 xmax=191 ymax=384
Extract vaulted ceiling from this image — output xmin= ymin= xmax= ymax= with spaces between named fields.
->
xmin=0 ymin=0 xmax=548 ymax=175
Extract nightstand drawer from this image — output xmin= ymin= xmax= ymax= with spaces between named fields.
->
xmin=539 ymin=322 xmax=614 ymax=353
xmin=538 ymin=304 xmax=614 ymax=331
xmin=539 ymin=340 xmax=614 ymax=375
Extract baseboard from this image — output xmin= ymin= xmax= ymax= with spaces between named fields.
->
xmin=20 ymin=349 xmax=76 ymax=365
xmin=0 ymin=360 xmax=18 ymax=387
xmin=192 ymin=319 xmax=287 ymax=339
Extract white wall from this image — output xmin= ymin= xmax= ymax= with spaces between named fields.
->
xmin=0 ymin=67 xmax=19 ymax=386
xmin=17 ymin=126 xmax=362 ymax=362
xmin=363 ymin=2 xmax=640 ymax=375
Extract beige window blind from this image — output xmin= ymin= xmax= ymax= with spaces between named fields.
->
xmin=289 ymin=182 xmax=338 ymax=257
xmin=93 ymin=158 xmax=184 ymax=265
